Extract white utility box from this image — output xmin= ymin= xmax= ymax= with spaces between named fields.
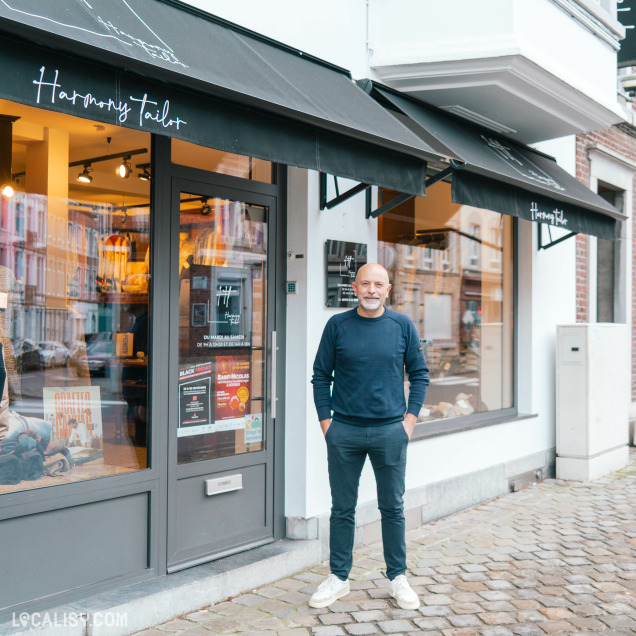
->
xmin=556 ymin=324 xmax=630 ymax=481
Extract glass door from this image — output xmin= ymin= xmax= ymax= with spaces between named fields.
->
xmin=167 ymin=180 xmax=276 ymax=571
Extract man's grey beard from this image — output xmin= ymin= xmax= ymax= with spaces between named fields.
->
xmin=359 ymin=297 xmax=382 ymax=310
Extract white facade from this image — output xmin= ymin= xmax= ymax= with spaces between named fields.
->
xmin=0 ymin=0 xmax=633 ymax=623
xmin=192 ymin=0 xmax=631 ymax=539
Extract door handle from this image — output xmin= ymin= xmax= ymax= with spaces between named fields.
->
xmin=271 ymin=330 xmax=278 ymax=420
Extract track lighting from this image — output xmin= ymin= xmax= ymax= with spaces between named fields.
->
xmin=201 ymin=199 xmax=211 ymax=215
xmin=116 ymin=156 xmax=132 ymax=179
xmin=137 ymin=167 xmax=151 ymax=181
xmin=69 ymin=148 xmax=147 ymax=184
xmin=77 ymin=164 xmax=93 ymax=183
xmin=1 ymin=183 xmax=14 ymax=198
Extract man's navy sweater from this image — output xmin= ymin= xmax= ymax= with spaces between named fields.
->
xmin=312 ymin=307 xmax=430 ymax=426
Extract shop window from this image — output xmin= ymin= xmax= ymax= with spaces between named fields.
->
xmin=0 ymin=100 xmax=150 ymax=493
xmin=378 ymin=181 xmax=513 ymax=424
xmin=172 ymin=139 xmax=274 ymax=183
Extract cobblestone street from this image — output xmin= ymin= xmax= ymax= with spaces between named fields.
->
xmin=138 ymin=450 xmax=636 ymax=635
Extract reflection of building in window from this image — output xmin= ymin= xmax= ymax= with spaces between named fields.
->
xmin=377 ymin=181 xmax=513 ymax=423
xmin=469 ymin=224 xmax=481 ymax=269
xmin=424 ymin=293 xmax=452 ymax=341
xmin=402 ymin=245 xmax=416 ymax=268
xmin=489 ymin=227 xmax=502 ymax=269
xmin=443 ymin=230 xmax=458 ymax=273
xmin=422 ymin=247 xmax=433 ymax=270
xmin=441 ymin=242 xmax=451 ymax=272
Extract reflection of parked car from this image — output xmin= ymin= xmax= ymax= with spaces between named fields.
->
xmin=86 ymin=337 xmax=114 ymax=376
xmin=13 ymin=338 xmax=43 ymax=371
xmin=38 ymin=341 xmax=69 ymax=367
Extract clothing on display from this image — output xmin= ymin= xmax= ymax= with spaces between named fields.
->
xmin=190 ymin=202 xmax=264 ymax=268
xmin=97 ymin=234 xmax=131 ymax=292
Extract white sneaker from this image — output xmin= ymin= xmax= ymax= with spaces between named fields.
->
xmin=390 ymin=574 xmax=420 ymax=610
xmin=308 ymin=573 xmax=350 ymax=608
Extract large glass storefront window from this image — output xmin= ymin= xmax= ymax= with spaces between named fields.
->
xmin=378 ymin=182 xmax=513 ymax=424
xmin=0 ymin=101 xmax=150 ymax=493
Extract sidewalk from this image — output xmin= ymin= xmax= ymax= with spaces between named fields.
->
xmin=138 ymin=450 xmax=636 ymax=636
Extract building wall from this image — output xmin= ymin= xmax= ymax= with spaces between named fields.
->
xmin=370 ymin=0 xmax=620 ymax=108
xmin=575 ymin=125 xmax=636 ymax=400
xmin=284 ymin=167 xmax=576 ymax=533
xmin=192 ymin=0 xmax=632 ymax=527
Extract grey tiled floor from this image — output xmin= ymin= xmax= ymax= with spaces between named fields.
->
xmin=137 ymin=450 xmax=636 ymax=635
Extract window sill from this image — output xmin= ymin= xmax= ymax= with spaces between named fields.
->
xmin=410 ymin=410 xmax=538 ymax=442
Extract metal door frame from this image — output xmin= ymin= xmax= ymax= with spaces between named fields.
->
xmin=161 ymin=161 xmax=286 ymax=572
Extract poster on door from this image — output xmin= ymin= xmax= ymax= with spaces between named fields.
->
xmin=213 ymin=355 xmax=251 ymax=432
xmin=177 ymin=361 xmax=214 ymax=437
xmin=189 ymin=265 xmax=252 ymax=350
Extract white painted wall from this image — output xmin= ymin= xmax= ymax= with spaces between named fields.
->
xmin=534 ymin=136 xmax=577 ymax=175
xmin=285 ymin=169 xmax=378 ymax=519
xmin=515 ymin=0 xmax=620 ymax=108
xmin=529 ymin=136 xmax=578 ymax=448
xmin=369 ymin=0 xmax=620 ymax=109
xmin=369 ymin=0 xmax=517 ymax=67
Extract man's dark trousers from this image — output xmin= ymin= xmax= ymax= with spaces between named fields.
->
xmin=326 ymin=418 xmax=409 ymax=581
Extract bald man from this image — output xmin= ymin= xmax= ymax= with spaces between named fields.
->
xmin=310 ymin=263 xmax=429 ymax=610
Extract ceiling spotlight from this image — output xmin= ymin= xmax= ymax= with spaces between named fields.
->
xmin=201 ymin=199 xmax=211 ymax=215
xmin=116 ymin=157 xmax=132 ymax=179
xmin=1 ymin=183 xmax=14 ymax=198
xmin=77 ymin=164 xmax=93 ymax=184
xmin=137 ymin=167 xmax=151 ymax=182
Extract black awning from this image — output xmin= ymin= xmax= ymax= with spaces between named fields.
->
xmin=365 ymin=83 xmax=625 ymax=240
xmin=0 ymin=1 xmax=450 ymax=196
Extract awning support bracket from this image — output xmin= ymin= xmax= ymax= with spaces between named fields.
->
xmin=425 ymin=164 xmax=454 ymax=189
xmin=322 ymin=160 xmax=464 ymax=217
xmin=367 ymin=191 xmax=414 ymax=219
xmin=320 ymin=173 xmax=370 ymax=210
xmin=365 ymin=162 xmax=461 ymax=219
xmin=538 ymin=225 xmax=578 ymax=251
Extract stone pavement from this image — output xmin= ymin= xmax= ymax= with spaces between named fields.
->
xmin=136 ymin=450 xmax=636 ymax=635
